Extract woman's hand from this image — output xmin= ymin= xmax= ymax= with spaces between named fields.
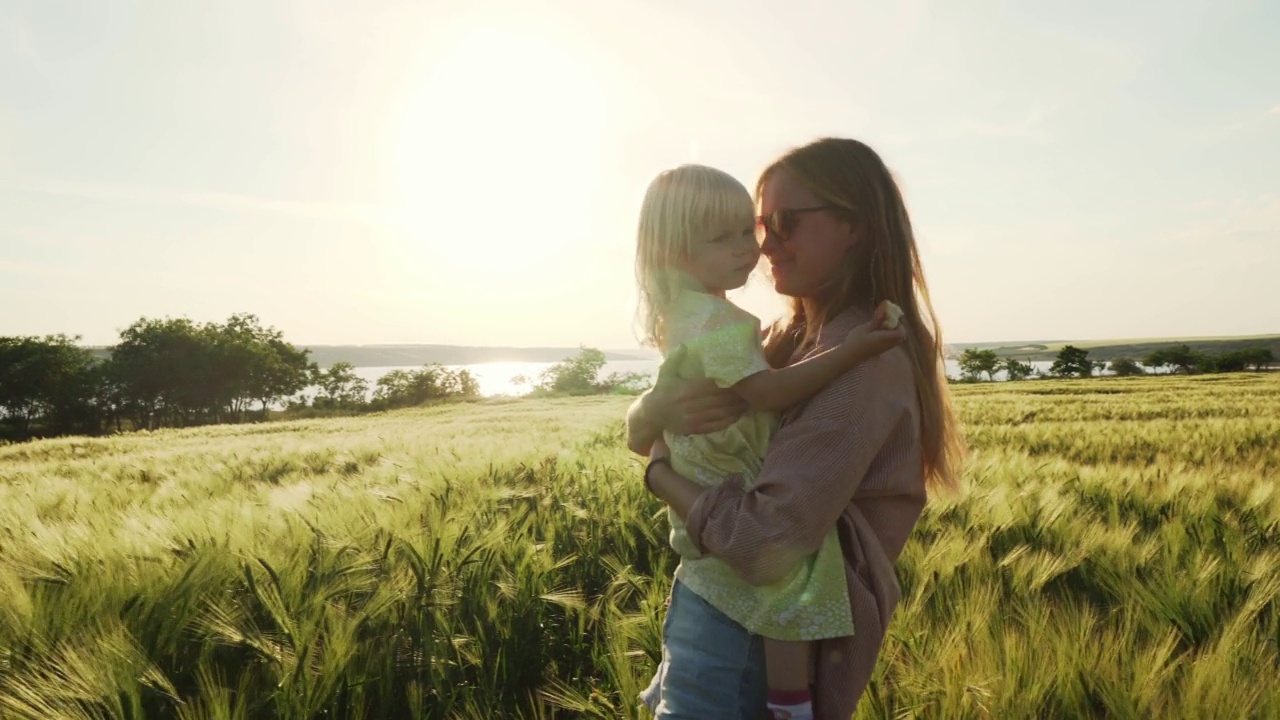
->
xmin=645 ymin=346 xmax=747 ymax=435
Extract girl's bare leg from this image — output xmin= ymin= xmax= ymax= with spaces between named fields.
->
xmin=763 ymin=638 xmax=814 ymax=719
xmin=763 ymin=638 xmax=810 ymax=691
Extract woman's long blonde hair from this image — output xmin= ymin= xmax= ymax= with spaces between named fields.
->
xmin=759 ymin=138 xmax=965 ymax=491
xmin=634 ymin=164 xmax=755 ymax=349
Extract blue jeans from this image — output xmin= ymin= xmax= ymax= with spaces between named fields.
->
xmin=640 ymin=581 xmax=769 ymax=719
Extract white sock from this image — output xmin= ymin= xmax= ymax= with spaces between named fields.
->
xmin=768 ymin=700 xmax=814 ymax=720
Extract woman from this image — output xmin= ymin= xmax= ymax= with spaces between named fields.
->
xmin=628 ymin=137 xmax=964 ymax=719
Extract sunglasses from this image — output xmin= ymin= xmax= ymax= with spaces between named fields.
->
xmin=754 ymin=205 xmax=834 ymax=243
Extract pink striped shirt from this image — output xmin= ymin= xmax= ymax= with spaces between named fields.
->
xmin=684 ymin=307 xmax=926 ymax=720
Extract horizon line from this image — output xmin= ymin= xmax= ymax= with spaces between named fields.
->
xmin=68 ymin=333 xmax=1280 ymax=351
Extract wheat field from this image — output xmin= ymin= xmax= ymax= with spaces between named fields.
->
xmin=1 ymin=376 xmax=1277 ymax=719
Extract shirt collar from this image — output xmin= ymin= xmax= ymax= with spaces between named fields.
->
xmin=793 ymin=306 xmax=875 ymax=361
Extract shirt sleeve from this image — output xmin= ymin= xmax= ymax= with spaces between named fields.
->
xmin=688 ymin=300 xmax=770 ymax=388
xmin=683 ymin=355 xmax=910 ymax=586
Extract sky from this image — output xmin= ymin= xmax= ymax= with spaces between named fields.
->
xmin=1 ymin=0 xmax=1278 ymax=349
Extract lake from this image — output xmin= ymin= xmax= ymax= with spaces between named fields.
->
xmin=350 ymin=360 xmax=660 ymax=397
xmin=348 ymin=358 xmax=1068 ymax=397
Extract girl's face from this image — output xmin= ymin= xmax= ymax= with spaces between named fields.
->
xmin=683 ymin=219 xmax=759 ymax=295
xmin=757 ymin=169 xmax=857 ymax=298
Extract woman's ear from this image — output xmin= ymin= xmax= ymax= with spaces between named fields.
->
xmin=840 ymin=218 xmax=859 ymax=249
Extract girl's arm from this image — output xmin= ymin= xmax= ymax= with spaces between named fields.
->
xmin=732 ymin=316 xmax=902 ymax=412
xmin=733 ymin=344 xmax=866 ymax=412
xmin=629 ymin=301 xmax=899 ymax=452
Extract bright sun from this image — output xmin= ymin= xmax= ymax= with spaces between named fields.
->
xmin=393 ymin=23 xmax=608 ymax=281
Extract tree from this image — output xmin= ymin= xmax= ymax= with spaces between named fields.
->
xmin=1205 ymin=348 xmax=1277 ymax=373
xmin=1143 ymin=349 xmax=1172 ymax=374
xmin=1001 ymin=358 xmax=1034 ymax=382
xmin=372 ymin=365 xmax=478 ymax=408
xmin=249 ymin=336 xmax=313 ymax=418
xmin=207 ymin=314 xmax=313 ymax=419
xmin=1243 ymin=348 xmax=1276 ymax=371
xmin=2 ymin=314 xmax=320 ymax=438
xmin=1208 ymin=351 xmax=1249 ymax=373
xmin=1109 ymin=357 xmax=1145 ymax=377
xmin=373 ymin=369 xmax=426 ymax=406
xmin=538 ymin=347 xmax=608 ymax=394
xmin=600 ymin=370 xmax=653 ymax=393
xmin=93 ymin=360 xmax=129 ymax=433
xmin=1050 ymin=345 xmax=1094 ymax=378
xmin=437 ymin=367 xmax=481 ymax=398
xmin=0 ymin=336 xmax=46 ymax=435
xmin=1162 ymin=345 xmax=1207 ymax=374
xmin=314 ymin=362 xmax=369 ymax=409
xmin=205 ymin=314 xmax=262 ymax=421
xmin=109 ymin=317 xmax=210 ymax=428
xmin=38 ymin=336 xmax=103 ymax=435
xmin=958 ymin=349 xmax=1000 ymax=382
xmin=0 ymin=335 xmax=102 ymax=437
xmin=108 ymin=314 xmax=314 ymax=428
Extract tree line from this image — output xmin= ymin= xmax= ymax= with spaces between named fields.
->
xmin=957 ymin=344 xmax=1275 ymax=382
xmin=1 ymin=316 xmax=654 ymax=442
xmin=306 ymin=346 xmax=647 ymax=414
xmin=0 ymin=314 xmax=484 ymax=441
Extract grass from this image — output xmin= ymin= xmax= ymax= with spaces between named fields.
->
xmin=1 ymin=377 xmax=1278 ymax=718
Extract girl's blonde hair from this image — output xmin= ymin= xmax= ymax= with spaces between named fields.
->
xmin=634 ymin=164 xmax=754 ymax=349
xmin=759 ymin=138 xmax=965 ymax=491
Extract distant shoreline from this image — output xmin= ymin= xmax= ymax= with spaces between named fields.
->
xmin=302 ymin=345 xmax=658 ymax=368
xmin=80 ymin=335 xmax=1278 ymax=368
xmin=300 ymin=335 xmax=1278 ymax=368
xmin=947 ymin=335 xmax=1280 ymax=363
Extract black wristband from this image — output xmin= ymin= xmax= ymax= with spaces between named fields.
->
xmin=644 ymin=456 xmax=672 ymax=495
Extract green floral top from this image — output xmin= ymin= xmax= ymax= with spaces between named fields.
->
xmin=660 ymin=290 xmax=853 ymax=641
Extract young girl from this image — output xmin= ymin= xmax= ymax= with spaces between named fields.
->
xmin=634 ymin=164 xmax=900 ymax=720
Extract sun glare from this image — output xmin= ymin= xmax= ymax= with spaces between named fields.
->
xmin=393 ymin=23 xmax=608 ymax=282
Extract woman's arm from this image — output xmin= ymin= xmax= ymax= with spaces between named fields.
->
xmin=645 ymin=439 xmax=702 ymax=519
xmin=651 ymin=356 xmax=911 ymax=585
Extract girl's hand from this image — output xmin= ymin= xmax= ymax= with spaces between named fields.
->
xmin=842 ymin=304 xmax=906 ymax=361
xmin=649 ymin=437 xmax=671 ymax=462
xmin=645 ymin=346 xmax=748 ymax=435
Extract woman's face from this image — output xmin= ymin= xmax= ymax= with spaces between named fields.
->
xmin=756 ymin=169 xmax=857 ymax=299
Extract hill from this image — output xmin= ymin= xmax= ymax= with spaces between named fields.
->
xmin=952 ymin=334 xmax=1280 ymax=362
